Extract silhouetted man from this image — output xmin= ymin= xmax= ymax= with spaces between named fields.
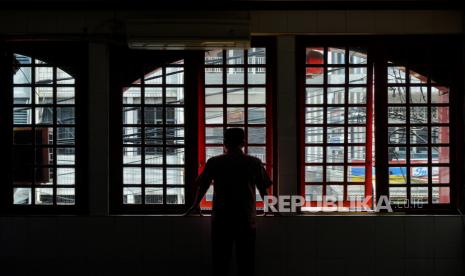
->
xmin=186 ymin=127 xmax=272 ymax=276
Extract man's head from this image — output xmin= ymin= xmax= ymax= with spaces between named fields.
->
xmin=224 ymin=128 xmax=245 ymax=150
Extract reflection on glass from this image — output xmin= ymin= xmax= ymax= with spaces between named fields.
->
xmin=432 ymin=167 xmax=450 ymax=184
xmin=206 ymin=127 xmax=223 ymax=144
xmin=432 ymin=187 xmax=450 ymax=204
xmin=227 ymin=68 xmax=244 ymax=84
xmin=227 ymin=107 xmax=244 ymax=124
xmin=410 ymin=86 xmax=427 ymax=104
xmin=388 ymin=107 xmax=406 ymax=124
xmin=248 ymin=147 xmax=266 ymax=163
xmin=349 ymin=67 xmax=367 ymax=84
xmin=348 ymin=87 xmax=366 ymax=104
xmin=306 ymin=107 xmax=323 ymax=124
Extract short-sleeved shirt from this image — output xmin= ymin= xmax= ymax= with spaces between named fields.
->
xmin=198 ymin=150 xmax=272 ymax=228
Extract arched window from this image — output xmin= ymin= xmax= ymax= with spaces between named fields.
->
xmin=11 ymin=53 xmax=77 ymax=207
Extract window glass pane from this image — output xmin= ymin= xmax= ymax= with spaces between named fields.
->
xmin=347 ymin=185 xmax=365 ymax=200
xmin=349 ymin=48 xmax=367 ymax=64
xmin=327 ymin=127 xmax=344 ymax=144
xmin=145 ymin=188 xmax=163 ymax=204
xmin=166 ymin=127 xmax=184 ymax=145
xmin=327 ymin=67 xmax=345 ymax=84
xmin=57 ymin=87 xmax=75 ymax=105
xmin=389 ymin=167 xmax=407 ymax=184
xmin=432 ymin=187 xmax=450 ymax=204
xmin=326 ymin=146 xmax=344 ymax=163
xmin=348 ymin=127 xmax=366 ymax=143
xmin=205 ymin=68 xmax=223 ymax=85
xmin=306 ymin=48 xmax=324 ymax=64
xmin=348 ymin=87 xmax=366 ymax=104
xmin=248 ymin=127 xmax=266 ymax=144
xmin=145 ymin=147 xmax=163 ymax=164
xmin=123 ymin=107 xmax=141 ymax=125
xmin=432 ymin=146 xmax=449 ymax=164
xmin=410 ymin=167 xmax=428 ymax=184
xmin=166 ymin=147 xmax=185 ymax=165
xmin=166 ymin=87 xmax=184 ymax=104
xmin=166 ymin=67 xmax=184 ymax=85
xmin=432 ymin=167 xmax=450 ymax=184
xmin=305 ymin=127 xmax=323 ymax=144
xmin=410 ymin=86 xmax=428 ymax=104
xmin=389 ymin=187 xmax=407 ymax=205
xmin=388 ymin=107 xmax=406 ymax=124
xmin=227 ymin=68 xmax=244 ymax=84
xmin=57 ymin=168 xmax=75 ymax=185
xmin=305 ymin=147 xmax=323 ymax=163
xmin=327 ymin=88 xmax=344 ymax=104
xmin=206 ymin=108 xmax=223 ymax=124
xmin=123 ymin=188 xmax=142 ymax=204
xmin=388 ymin=86 xmax=407 ymax=104
xmin=349 ymin=67 xmax=367 ymax=84
xmin=167 ymin=188 xmax=185 ymax=204
xmin=306 ymin=107 xmax=323 ymax=124
xmin=248 ymin=107 xmax=265 ymax=124
xmin=227 ymin=107 xmax=244 ymax=124
xmin=123 ymin=127 xmax=141 ymax=145
xmin=431 ymin=107 xmax=449 ymax=124
xmin=35 ymin=188 xmax=53 ymax=205
xmin=123 ymin=167 xmax=141 ymax=185
xmin=387 ymin=66 xmax=406 ymax=83
xmin=57 ymin=188 xmax=75 ymax=205
xmin=327 ymin=185 xmax=344 ymax=201
xmin=227 ymin=87 xmax=244 ymax=104
xmin=123 ymin=147 xmax=141 ymax=165
xmin=411 ymin=187 xmax=428 ymax=205
xmin=431 ymin=127 xmax=449 ymax=144
xmin=431 ymin=86 xmax=449 ymax=103
xmin=248 ymin=48 xmax=266 ymax=65
xmin=305 ymin=185 xmax=322 ymax=201
xmin=248 ymin=68 xmax=266 ymax=85
xmin=166 ymin=168 xmax=184 ymax=185
xmin=13 ymin=188 xmax=32 ymax=205
xmin=327 ymin=166 xmax=344 ymax=182
xmin=306 ymin=67 xmax=324 ymax=84
xmin=206 ymin=127 xmax=223 ymax=144
xmin=410 ymin=107 xmax=428 ymax=124
xmin=145 ymin=168 xmax=163 ymax=184
xmin=348 ymin=167 xmax=365 ymax=182
xmin=248 ymin=87 xmax=266 ymax=104
xmin=145 ymin=87 xmax=162 ymax=104
xmin=327 ymin=48 xmax=345 ymax=64
xmin=305 ymin=166 xmax=323 ymax=182
xmin=205 ymin=87 xmax=223 ymax=104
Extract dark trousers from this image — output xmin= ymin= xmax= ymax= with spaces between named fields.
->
xmin=211 ymin=221 xmax=256 ymax=276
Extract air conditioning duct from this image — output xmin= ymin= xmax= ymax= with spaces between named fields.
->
xmin=126 ymin=16 xmax=251 ymax=50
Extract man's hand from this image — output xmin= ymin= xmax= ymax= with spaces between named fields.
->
xmin=184 ymin=205 xmax=202 ymax=216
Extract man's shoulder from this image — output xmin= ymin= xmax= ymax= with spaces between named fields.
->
xmin=244 ymin=154 xmax=263 ymax=165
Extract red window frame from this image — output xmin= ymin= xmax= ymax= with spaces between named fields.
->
xmin=299 ymin=43 xmax=374 ymax=209
xmin=298 ymin=37 xmax=461 ymax=212
xmin=199 ymin=40 xmax=275 ymax=210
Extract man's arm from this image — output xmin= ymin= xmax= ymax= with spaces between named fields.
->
xmin=256 ymin=161 xmax=272 ymax=199
xmin=185 ymin=160 xmax=213 ymax=215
